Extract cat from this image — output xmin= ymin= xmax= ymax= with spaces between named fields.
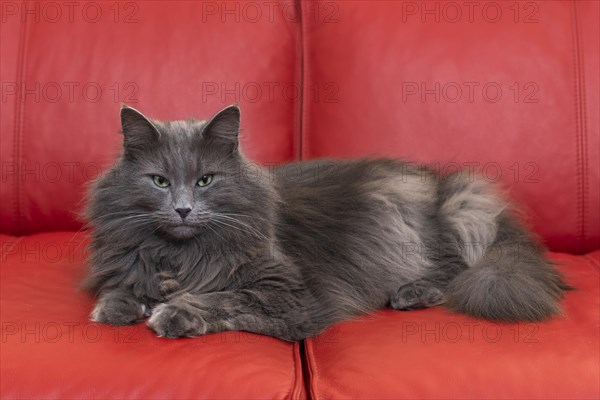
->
xmin=84 ymin=104 xmax=569 ymax=341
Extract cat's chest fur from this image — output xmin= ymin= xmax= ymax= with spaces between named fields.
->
xmin=130 ymin=236 xmax=236 ymax=300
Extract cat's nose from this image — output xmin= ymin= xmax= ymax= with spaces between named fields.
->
xmin=175 ymin=207 xmax=192 ymax=219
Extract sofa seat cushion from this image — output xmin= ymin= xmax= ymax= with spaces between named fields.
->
xmin=0 ymin=233 xmax=305 ymax=399
xmin=304 ymin=251 xmax=600 ymax=399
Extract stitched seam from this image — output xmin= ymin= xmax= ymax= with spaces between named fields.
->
xmin=12 ymin=15 xmax=28 ymax=235
xmin=293 ymin=0 xmax=305 ymax=162
xmin=571 ymin=0 xmax=586 ymax=254
xmin=18 ymin=28 xmax=30 ymax=236
xmin=294 ymin=341 xmax=304 ymax=399
xmin=299 ymin=0 xmax=309 ymax=161
xmin=291 ymin=342 xmax=297 ymax=400
xmin=286 ymin=342 xmax=299 ymax=400
xmin=576 ymin=3 xmax=589 ymax=253
xmin=305 ymin=339 xmax=318 ymax=400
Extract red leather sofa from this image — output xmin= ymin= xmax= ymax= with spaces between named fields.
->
xmin=1 ymin=1 xmax=598 ymax=398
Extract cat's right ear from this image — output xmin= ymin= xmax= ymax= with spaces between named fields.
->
xmin=120 ymin=105 xmax=160 ymax=155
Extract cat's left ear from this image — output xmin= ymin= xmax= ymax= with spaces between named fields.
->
xmin=201 ymin=104 xmax=240 ymax=154
xmin=120 ymin=105 xmax=161 ymax=155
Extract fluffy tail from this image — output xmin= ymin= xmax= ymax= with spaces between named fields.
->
xmin=445 ymin=212 xmax=569 ymax=322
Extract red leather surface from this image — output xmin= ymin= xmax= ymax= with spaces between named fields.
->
xmin=1 ymin=1 xmax=598 ymax=252
xmin=0 ymin=232 xmax=305 ymax=399
xmin=299 ymin=0 xmax=600 ymax=254
xmin=2 ymin=1 xmax=599 ymax=398
xmin=304 ymin=251 xmax=600 ymax=399
xmin=0 ymin=0 xmax=301 ymax=235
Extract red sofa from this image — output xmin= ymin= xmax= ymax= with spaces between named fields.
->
xmin=1 ymin=1 xmax=598 ymax=398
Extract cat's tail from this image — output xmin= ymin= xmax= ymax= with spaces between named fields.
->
xmin=434 ymin=174 xmax=569 ymax=322
xmin=445 ymin=211 xmax=569 ymax=321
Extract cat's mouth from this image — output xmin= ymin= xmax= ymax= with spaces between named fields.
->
xmin=166 ymin=224 xmax=199 ymax=239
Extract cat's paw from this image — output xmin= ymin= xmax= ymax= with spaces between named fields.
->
xmin=91 ymin=294 xmax=146 ymax=326
xmin=156 ymin=271 xmax=180 ymax=298
xmin=147 ymin=303 xmax=208 ymax=338
xmin=391 ymin=282 xmax=445 ymax=310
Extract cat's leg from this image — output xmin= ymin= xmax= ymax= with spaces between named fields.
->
xmin=147 ymin=290 xmax=309 ymax=341
xmin=390 ymin=279 xmax=446 ymax=310
xmin=91 ymin=287 xmax=147 ymax=325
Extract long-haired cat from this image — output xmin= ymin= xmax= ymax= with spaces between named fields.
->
xmin=84 ymin=105 xmax=568 ymax=341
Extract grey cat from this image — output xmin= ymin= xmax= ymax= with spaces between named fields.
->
xmin=84 ymin=105 xmax=568 ymax=341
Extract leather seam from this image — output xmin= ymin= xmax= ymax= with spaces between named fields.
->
xmin=304 ymin=339 xmax=319 ymax=400
xmin=19 ymin=28 xmax=30 ymax=236
xmin=298 ymin=0 xmax=309 ymax=161
xmin=571 ymin=0 xmax=588 ymax=254
xmin=12 ymin=13 xmax=28 ymax=235
xmin=293 ymin=0 xmax=305 ymax=162
xmin=287 ymin=342 xmax=301 ymax=400
xmin=576 ymin=2 xmax=589 ymax=253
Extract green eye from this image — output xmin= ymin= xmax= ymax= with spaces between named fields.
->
xmin=152 ymin=175 xmax=170 ymax=188
xmin=197 ymin=174 xmax=214 ymax=187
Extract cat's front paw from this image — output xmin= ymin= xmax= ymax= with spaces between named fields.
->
xmin=156 ymin=271 xmax=181 ymax=299
xmin=91 ymin=294 xmax=146 ymax=326
xmin=147 ymin=303 xmax=208 ymax=338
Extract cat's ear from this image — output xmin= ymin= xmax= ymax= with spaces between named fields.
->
xmin=201 ymin=104 xmax=240 ymax=154
xmin=120 ymin=105 xmax=160 ymax=154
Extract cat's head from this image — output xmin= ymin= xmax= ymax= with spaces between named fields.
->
xmin=88 ymin=105 xmax=275 ymax=243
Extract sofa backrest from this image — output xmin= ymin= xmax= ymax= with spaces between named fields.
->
xmin=1 ymin=0 xmax=301 ymax=233
xmin=1 ymin=0 xmax=598 ymax=254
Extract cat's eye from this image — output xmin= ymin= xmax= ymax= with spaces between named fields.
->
xmin=197 ymin=174 xmax=214 ymax=187
xmin=152 ymin=175 xmax=170 ymax=188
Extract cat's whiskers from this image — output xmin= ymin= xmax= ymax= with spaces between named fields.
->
xmin=66 ymin=212 xmax=153 ymax=253
xmin=215 ymin=213 xmax=268 ymax=238
xmin=98 ymin=213 xmax=152 ymax=221
xmin=205 ymin=224 xmax=227 ymax=243
xmin=101 ymin=216 xmax=157 ymax=234
xmin=211 ymin=218 xmax=259 ymax=239
xmin=210 ymin=214 xmax=268 ymax=240
xmin=102 ymin=216 xmax=154 ymax=227
xmin=215 ymin=212 xmax=262 ymax=220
